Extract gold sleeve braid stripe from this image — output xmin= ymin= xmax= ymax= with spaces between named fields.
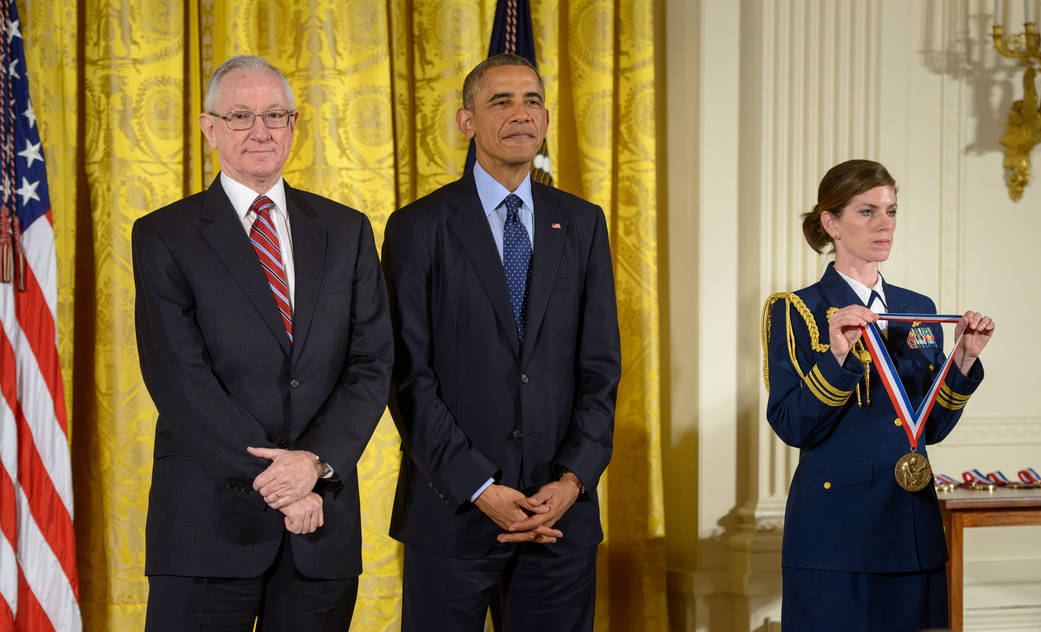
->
xmin=804 ymin=365 xmax=853 ymax=406
xmin=937 ymin=383 xmax=970 ymax=410
xmin=761 ymin=292 xmax=830 ymax=391
xmin=809 ymin=365 xmax=852 ymax=400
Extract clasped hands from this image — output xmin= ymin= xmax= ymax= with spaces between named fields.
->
xmin=247 ymin=446 xmax=324 ymax=535
xmin=474 ymin=473 xmax=583 ymax=544
xmin=829 ymin=306 xmax=994 ymax=375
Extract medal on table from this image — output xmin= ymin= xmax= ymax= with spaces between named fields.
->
xmin=860 ymin=313 xmax=966 ymax=492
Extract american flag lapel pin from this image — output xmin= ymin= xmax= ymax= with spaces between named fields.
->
xmin=551 ymin=222 xmax=561 ymax=229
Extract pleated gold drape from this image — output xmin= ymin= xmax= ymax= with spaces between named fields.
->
xmin=23 ymin=1 xmax=665 ymax=629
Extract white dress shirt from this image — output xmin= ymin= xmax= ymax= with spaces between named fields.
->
xmin=220 ymin=172 xmax=296 ymax=309
xmin=473 ymin=160 xmax=535 ymax=260
xmin=835 ymin=267 xmax=888 ymax=333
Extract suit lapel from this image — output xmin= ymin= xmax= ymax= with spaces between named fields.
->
xmin=200 ymin=177 xmax=291 ymax=355
xmin=819 ymin=264 xmax=905 ymax=345
xmin=820 ymin=266 xmax=924 ymax=375
xmin=284 ymin=184 xmax=327 ymax=359
xmin=818 ymin=264 xmax=863 ymax=314
xmin=446 ymin=180 xmax=521 ymax=356
xmin=522 ymin=186 xmax=566 ymax=361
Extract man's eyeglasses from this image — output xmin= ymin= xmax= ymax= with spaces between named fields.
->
xmin=209 ymin=109 xmax=297 ymax=131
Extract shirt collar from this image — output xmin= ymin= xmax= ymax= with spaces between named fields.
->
xmin=472 ymin=160 xmax=534 ymax=217
xmin=220 ymin=172 xmax=288 ymax=220
xmin=834 ymin=267 xmax=887 ymax=309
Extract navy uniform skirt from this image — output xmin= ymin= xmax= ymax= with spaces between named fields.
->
xmin=782 ymin=565 xmax=947 ymax=631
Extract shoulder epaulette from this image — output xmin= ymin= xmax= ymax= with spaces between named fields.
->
xmin=761 ymin=292 xmax=829 ymax=391
xmin=761 ymin=293 xmax=873 ymax=406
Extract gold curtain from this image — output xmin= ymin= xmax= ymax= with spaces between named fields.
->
xmin=22 ymin=0 xmax=665 ymax=629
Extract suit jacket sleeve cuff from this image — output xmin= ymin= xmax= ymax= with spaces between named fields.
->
xmin=938 ymin=358 xmax=983 ymax=411
xmin=802 ymin=348 xmax=864 ymax=408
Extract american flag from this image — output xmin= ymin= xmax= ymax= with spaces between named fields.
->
xmin=0 ymin=0 xmax=82 ymax=630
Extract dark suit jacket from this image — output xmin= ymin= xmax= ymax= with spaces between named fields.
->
xmin=133 ymin=176 xmax=392 ymax=579
xmin=382 ymin=175 xmax=621 ymax=557
xmin=765 ymin=263 xmax=983 ymax=573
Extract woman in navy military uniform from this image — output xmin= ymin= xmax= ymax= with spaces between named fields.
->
xmin=762 ymin=160 xmax=995 ymax=631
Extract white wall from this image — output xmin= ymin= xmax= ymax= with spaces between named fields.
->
xmin=664 ymin=1 xmax=1041 ymax=630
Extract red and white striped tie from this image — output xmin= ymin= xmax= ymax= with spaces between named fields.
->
xmin=249 ymin=195 xmax=293 ymax=343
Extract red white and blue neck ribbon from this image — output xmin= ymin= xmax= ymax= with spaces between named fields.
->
xmin=860 ymin=313 xmax=964 ymax=450
xmin=1019 ymin=468 xmax=1041 ymax=484
xmin=962 ymin=469 xmax=991 ymax=485
xmin=934 ymin=473 xmax=961 ymax=486
xmin=987 ymin=471 xmax=1015 ymax=485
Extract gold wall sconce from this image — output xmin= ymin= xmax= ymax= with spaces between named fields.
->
xmin=993 ymin=1 xmax=1041 ymax=201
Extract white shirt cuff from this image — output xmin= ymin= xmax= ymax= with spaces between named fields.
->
xmin=471 ymin=477 xmax=495 ymax=503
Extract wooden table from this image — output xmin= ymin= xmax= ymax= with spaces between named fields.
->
xmin=938 ymin=487 xmax=1041 ymax=630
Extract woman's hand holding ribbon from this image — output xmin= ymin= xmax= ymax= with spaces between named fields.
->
xmin=953 ymin=311 xmax=995 ymax=376
xmin=828 ymin=305 xmax=878 ymax=366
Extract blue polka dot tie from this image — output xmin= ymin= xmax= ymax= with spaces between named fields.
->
xmin=502 ymin=194 xmax=531 ymax=345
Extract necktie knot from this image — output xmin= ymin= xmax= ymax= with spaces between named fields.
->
xmin=252 ymin=195 xmax=275 ymax=221
xmin=503 ymin=194 xmax=522 ymax=220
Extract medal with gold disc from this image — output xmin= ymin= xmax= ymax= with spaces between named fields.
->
xmin=860 ymin=313 xmax=966 ymax=492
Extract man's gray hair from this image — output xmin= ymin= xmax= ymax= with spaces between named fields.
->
xmin=203 ymin=55 xmax=295 ymax=113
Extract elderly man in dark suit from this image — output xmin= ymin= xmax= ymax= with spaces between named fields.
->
xmin=133 ymin=54 xmax=392 ymax=631
xmin=382 ymin=53 xmax=622 ymax=632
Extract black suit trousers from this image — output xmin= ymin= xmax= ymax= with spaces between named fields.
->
xmin=145 ymin=532 xmax=358 ymax=632
xmin=401 ymin=543 xmax=597 ymax=632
